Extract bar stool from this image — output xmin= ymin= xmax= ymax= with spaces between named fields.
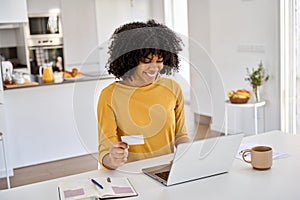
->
xmin=0 ymin=132 xmax=10 ymax=189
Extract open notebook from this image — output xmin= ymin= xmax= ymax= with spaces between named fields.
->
xmin=58 ymin=177 xmax=137 ymax=200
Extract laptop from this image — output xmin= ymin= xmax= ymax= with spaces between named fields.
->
xmin=142 ymin=134 xmax=243 ymax=186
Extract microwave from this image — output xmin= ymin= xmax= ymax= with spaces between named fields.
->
xmin=27 ymin=13 xmax=63 ymax=38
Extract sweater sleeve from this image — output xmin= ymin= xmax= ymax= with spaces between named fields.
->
xmin=173 ymin=81 xmax=190 ymax=144
xmin=97 ymin=87 xmax=119 ymax=167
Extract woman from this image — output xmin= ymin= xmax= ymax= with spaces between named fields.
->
xmin=97 ymin=20 xmax=190 ymax=170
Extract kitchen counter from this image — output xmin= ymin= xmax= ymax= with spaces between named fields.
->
xmin=3 ymin=74 xmax=114 ymax=90
xmin=2 ymin=77 xmax=114 ymax=171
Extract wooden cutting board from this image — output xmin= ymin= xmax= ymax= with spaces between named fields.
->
xmin=4 ymin=81 xmax=39 ymax=89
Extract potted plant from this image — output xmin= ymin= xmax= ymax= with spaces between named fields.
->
xmin=245 ymin=61 xmax=269 ymax=102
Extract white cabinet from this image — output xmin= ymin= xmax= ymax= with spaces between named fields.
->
xmin=0 ymin=104 xmax=13 ymax=178
xmin=0 ymin=0 xmax=28 ymax=23
xmin=27 ymin=0 xmax=60 ymax=14
xmin=61 ymin=0 xmax=99 ymax=68
xmin=94 ymin=0 xmax=164 ymax=69
xmin=4 ymin=78 xmax=113 ymax=168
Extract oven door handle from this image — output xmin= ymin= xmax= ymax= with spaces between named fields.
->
xmin=29 ymin=45 xmax=63 ymax=50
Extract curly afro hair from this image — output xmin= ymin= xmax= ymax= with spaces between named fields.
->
xmin=106 ymin=19 xmax=183 ymax=79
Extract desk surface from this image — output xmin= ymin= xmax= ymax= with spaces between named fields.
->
xmin=1 ymin=130 xmax=299 ymax=200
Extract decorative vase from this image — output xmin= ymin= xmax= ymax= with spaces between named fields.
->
xmin=253 ymin=86 xmax=260 ymax=102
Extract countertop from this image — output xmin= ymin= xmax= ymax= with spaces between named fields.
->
xmin=3 ymin=73 xmax=114 ymax=90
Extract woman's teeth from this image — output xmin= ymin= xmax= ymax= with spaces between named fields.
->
xmin=145 ymin=72 xmax=157 ymax=77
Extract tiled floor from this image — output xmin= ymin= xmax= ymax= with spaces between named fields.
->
xmin=0 ymin=104 xmax=220 ymax=189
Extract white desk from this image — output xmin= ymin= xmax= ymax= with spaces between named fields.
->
xmin=0 ymin=130 xmax=299 ymax=200
xmin=225 ymin=100 xmax=266 ymax=135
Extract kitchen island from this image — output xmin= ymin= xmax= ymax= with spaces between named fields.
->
xmin=2 ymin=76 xmax=114 ymax=174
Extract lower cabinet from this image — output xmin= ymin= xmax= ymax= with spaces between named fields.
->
xmin=3 ymin=79 xmax=113 ymax=169
xmin=0 ymin=104 xmax=13 ymax=178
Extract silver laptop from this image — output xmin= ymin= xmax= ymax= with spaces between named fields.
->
xmin=142 ymin=134 xmax=243 ymax=186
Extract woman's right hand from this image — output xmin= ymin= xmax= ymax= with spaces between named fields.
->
xmin=103 ymin=142 xmax=129 ymax=169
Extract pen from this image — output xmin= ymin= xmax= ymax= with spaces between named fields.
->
xmin=91 ymin=178 xmax=103 ymax=189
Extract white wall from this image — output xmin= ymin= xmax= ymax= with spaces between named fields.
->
xmin=95 ymin=0 xmax=164 ymax=69
xmin=167 ymin=0 xmax=191 ymax=103
xmin=188 ymin=0 xmax=280 ymax=134
xmin=188 ymin=0 xmax=212 ymax=117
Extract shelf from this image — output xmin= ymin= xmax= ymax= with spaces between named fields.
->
xmin=225 ymin=100 xmax=266 ymax=108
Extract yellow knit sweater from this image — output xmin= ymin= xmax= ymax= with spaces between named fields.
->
xmin=97 ymin=77 xmax=189 ymax=167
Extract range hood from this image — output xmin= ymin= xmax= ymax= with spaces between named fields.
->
xmin=0 ymin=23 xmax=22 ymax=30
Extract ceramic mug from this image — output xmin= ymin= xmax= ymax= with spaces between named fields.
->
xmin=242 ymin=146 xmax=272 ymax=170
xmin=54 ymin=72 xmax=63 ymax=83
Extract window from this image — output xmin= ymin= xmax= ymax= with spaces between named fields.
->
xmin=280 ymin=0 xmax=298 ymax=134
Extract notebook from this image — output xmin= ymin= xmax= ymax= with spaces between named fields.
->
xmin=142 ymin=134 xmax=243 ymax=186
xmin=58 ymin=177 xmax=138 ymax=200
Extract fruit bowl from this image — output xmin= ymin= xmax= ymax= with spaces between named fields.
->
xmin=229 ymin=97 xmax=250 ymax=104
xmin=228 ymin=89 xmax=251 ymax=104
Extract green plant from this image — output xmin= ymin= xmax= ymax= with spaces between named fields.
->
xmin=245 ymin=61 xmax=269 ymax=89
xmin=245 ymin=61 xmax=269 ymax=102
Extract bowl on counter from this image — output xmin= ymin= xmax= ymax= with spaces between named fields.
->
xmin=13 ymin=72 xmax=25 ymax=84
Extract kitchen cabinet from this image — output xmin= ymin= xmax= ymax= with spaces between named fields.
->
xmin=3 ymin=78 xmax=113 ymax=169
xmin=95 ymin=0 xmax=164 ymax=69
xmin=0 ymin=26 xmax=30 ymax=73
xmin=60 ymin=0 xmax=99 ymax=69
xmin=0 ymin=104 xmax=13 ymax=178
xmin=0 ymin=0 xmax=28 ymax=23
xmin=27 ymin=0 xmax=60 ymax=14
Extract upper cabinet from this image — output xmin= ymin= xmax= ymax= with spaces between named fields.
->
xmin=95 ymin=0 xmax=164 ymax=45
xmin=94 ymin=0 xmax=164 ymax=70
xmin=60 ymin=0 xmax=99 ymax=68
xmin=0 ymin=0 xmax=28 ymax=23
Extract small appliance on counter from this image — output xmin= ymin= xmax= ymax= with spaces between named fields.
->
xmin=1 ymin=61 xmax=13 ymax=81
xmin=1 ymin=61 xmax=39 ymax=89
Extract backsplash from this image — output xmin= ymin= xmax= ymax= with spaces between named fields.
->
xmin=0 ymin=47 xmax=18 ymax=61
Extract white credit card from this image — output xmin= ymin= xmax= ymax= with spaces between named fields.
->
xmin=121 ymin=135 xmax=144 ymax=145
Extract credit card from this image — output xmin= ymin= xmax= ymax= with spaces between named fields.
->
xmin=121 ymin=135 xmax=144 ymax=145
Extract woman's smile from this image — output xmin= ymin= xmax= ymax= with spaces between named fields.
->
xmin=123 ymin=54 xmax=164 ymax=87
xmin=145 ymin=72 xmax=158 ymax=77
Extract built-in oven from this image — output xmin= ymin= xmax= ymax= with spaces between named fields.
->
xmin=26 ymin=13 xmax=64 ymax=75
xmin=28 ymin=37 xmax=64 ymax=75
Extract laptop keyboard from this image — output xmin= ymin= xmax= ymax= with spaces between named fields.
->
xmin=155 ymin=171 xmax=170 ymax=181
